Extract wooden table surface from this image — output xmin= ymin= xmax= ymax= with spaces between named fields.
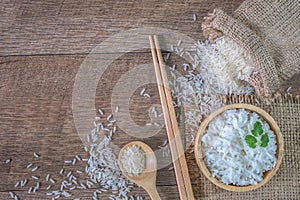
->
xmin=1 ymin=0 xmax=299 ymax=200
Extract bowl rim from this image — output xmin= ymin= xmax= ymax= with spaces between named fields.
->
xmin=194 ymin=103 xmax=284 ymax=192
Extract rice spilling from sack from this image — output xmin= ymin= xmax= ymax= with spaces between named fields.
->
xmin=168 ymin=36 xmax=257 ymax=149
xmin=200 ymin=109 xmax=277 ymax=186
xmin=196 ymin=36 xmax=256 ymax=95
xmin=121 ymin=145 xmax=145 ymax=177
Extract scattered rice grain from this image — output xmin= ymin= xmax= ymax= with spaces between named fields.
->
xmin=33 ymin=152 xmax=40 ymax=158
xmin=31 ymin=166 xmax=39 ymax=172
xmin=140 ymin=88 xmax=146 ymax=96
xmin=98 ymin=109 xmax=104 ymax=115
xmin=26 ymin=163 xmax=33 ymax=168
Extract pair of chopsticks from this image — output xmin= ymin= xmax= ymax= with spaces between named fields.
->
xmin=149 ymin=35 xmax=194 ymax=200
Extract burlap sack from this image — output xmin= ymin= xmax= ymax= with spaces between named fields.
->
xmin=202 ymin=0 xmax=300 ymax=97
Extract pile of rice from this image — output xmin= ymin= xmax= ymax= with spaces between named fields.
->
xmin=200 ymin=109 xmax=277 ymax=186
xmin=196 ymin=36 xmax=256 ymax=95
xmin=168 ymin=36 xmax=257 ymax=149
xmin=121 ymin=145 xmax=145 ymax=177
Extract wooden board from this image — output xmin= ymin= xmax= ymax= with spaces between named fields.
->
xmin=0 ymin=0 xmax=243 ymax=56
xmin=0 ymin=0 xmax=299 ymax=199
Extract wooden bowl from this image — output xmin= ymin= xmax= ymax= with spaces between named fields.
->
xmin=194 ymin=104 xmax=284 ymax=192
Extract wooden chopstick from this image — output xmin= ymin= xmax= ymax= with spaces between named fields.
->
xmin=153 ymin=35 xmax=195 ymax=200
xmin=149 ymin=35 xmax=195 ymax=200
xmin=149 ymin=35 xmax=187 ymax=199
xmin=153 ymin=35 xmax=194 ymax=200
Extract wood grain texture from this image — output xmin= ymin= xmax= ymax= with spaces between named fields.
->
xmin=0 ymin=54 xmax=298 ymax=200
xmin=0 ymin=53 xmax=179 ymax=200
xmin=0 ymin=0 xmax=243 ymax=56
xmin=0 ymin=0 xmax=299 ymax=199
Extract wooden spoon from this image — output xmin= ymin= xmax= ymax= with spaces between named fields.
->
xmin=118 ymin=141 xmax=161 ymax=200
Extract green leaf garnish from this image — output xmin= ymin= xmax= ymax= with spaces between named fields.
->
xmin=260 ymin=133 xmax=269 ymax=147
xmin=245 ymin=135 xmax=257 ymax=148
xmin=251 ymin=121 xmax=264 ymax=136
xmin=245 ymin=121 xmax=269 ymax=148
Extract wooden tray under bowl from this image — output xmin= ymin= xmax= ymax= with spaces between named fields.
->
xmin=194 ymin=104 xmax=284 ymax=192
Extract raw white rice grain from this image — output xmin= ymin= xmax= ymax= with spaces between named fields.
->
xmin=62 ymin=191 xmax=72 ymax=197
xmin=9 ymin=192 xmax=14 ymax=198
xmin=31 ymin=166 xmax=39 ymax=172
xmin=109 ymin=119 xmax=116 ymax=123
xmin=98 ymin=109 xmax=104 ymax=115
xmin=107 ymin=123 xmax=113 ymax=127
xmin=172 ymin=64 xmax=176 ymax=70
xmin=26 ymin=163 xmax=33 ymax=168
xmin=153 ymin=122 xmax=160 ymax=127
xmin=67 ymin=171 xmax=72 ymax=177
xmin=50 ymin=178 xmax=55 ymax=184
xmin=35 ymin=182 xmax=40 ymax=189
xmin=72 ymin=158 xmax=77 ymax=165
xmin=170 ymin=45 xmax=174 ymax=51
xmin=121 ymin=145 xmax=145 ymax=177
xmin=70 ymin=186 xmax=76 ymax=190
xmin=140 ymin=88 xmax=146 ymax=96
xmin=80 ymin=183 xmax=86 ymax=189
xmin=177 ymin=39 xmax=182 ymax=46
xmin=162 ymin=140 xmax=168 ymax=146
xmin=33 ymin=152 xmax=40 ymax=158
xmin=21 ymin=179 xmax=28 ymax=187
xmin=60 ymin=183 xmax=65 ymax=191
xmin=193 ymin=14 xmax=197 ymax=21
xmin=14 ymin=182 xmax=19 ymax=187
xmin=46 ymin=174 xmax=50 ymax=181
xmin=107 ymin=114 xmax=113 ymax=121
xmin=143 ymin=93 xmax=151 ymax=98
xmin=95 ymin=116 xmax=101 ymax=120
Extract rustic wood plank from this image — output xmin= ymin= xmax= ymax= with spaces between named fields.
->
xmin=0 ymin=48 xmax=299 ymax=199
xmin=0 ymin=0 xmax=243 ymax=56
xmin=0 ymin=1 xmax=299 ymax=198
xmin=0 ymin=53 xmax=180 ymax=200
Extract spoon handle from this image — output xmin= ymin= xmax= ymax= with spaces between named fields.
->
xmin=147 ymin=187 xmax=161 ymax=200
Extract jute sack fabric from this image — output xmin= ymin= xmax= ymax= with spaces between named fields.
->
xmin=202 ymin=0 xmax=300 ymax=97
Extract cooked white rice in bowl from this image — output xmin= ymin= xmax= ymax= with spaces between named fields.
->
xmin=195 ymin=104 xmax=284 ymax=192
